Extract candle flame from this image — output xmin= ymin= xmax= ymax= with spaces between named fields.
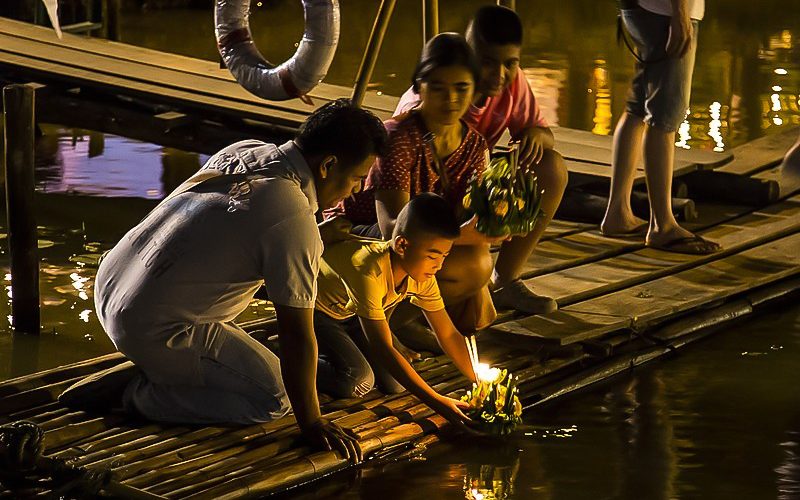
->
xmin=475 ymin=363 xmax=501 ymax=384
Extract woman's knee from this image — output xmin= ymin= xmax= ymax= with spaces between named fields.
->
xmin=439 ymin=245 xmax=493 ymax=289
xmin=535 ymin=150 xmax=568 ymax=196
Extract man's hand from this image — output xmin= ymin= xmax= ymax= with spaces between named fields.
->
xmin=515 ymin=127 xmax=550 ymax=167
xmin=318 ymin=216 xmax=355 ymax=246
xmin=666 ymin=13 xmax=692 ymax=58
xmin=302 ymin=418 xmax=363 ymax=463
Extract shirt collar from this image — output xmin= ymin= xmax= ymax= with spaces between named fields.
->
xmin=278 ymin=140 xmax=318 ymax=214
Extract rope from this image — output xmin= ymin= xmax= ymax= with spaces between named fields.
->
xmin=0 ymin=420 xmax=111 ymax=497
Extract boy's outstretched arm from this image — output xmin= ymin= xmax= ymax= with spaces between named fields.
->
xmin=274 ymin=304 xmax=362 ymax=462
xmin=358 ymin=317 xmax=475 ymax=433
xmin=423 ymin=308 xmax=477 ymax=382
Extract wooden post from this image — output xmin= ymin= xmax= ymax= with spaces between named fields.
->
xmin=497 ymin=0 xmax=516 ymax=10
xmin=102 ymin=0 xmax=120 ymax=41
xmin=351 ymin=0 xmax=397 ymax=107
xmin=422 ymin=0 xmax=438 ymax=42
xmin=3 ymin=84 xmax=41 ymax=335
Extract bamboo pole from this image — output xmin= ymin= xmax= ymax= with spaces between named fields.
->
xmin=351 ymin=0 xmax=397 ymax=107
xmin=2 ymin=84 xmax=40 ymax=334
xmin=0 ymin=353 xmax=125 ymax=397
xmin=0 ymin=376 xmax=86 ymax=415
xmin=422 ymin=0 xmax=438 ymax=42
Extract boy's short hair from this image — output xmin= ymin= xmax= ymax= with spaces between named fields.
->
xmin=296 ymin=98 xmax=388 ymax=168
xmin=467 ymin=5 xmax=523 ymax=47
xmin=393 ymin=193 xmax=461 ymax=241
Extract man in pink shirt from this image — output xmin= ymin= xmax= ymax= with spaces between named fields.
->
xmin=395 ymin=5 xmax=567 ymax=315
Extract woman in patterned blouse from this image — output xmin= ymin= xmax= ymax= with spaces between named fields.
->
xmin=332 ymin=33 xmax=508 ymax=337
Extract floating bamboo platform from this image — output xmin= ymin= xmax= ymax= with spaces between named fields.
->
xmin=2 ymin=15 xmax=800 ymax=500
xmin=2 ymin=128 xmax=799 ymax=498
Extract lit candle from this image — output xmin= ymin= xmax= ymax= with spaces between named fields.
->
xmin=475 ymin=363 xmax=501 ymax=384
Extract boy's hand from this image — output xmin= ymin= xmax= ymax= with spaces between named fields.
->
xmin=318 ymin=216 xmax=355 ymax=245
xmin=302 ymin=418 xmax=363 ymax=463
xmin=430 ymin=395 xmax=481 ymax=435
xmin=515 ymin=127 xmax=548 ymax=167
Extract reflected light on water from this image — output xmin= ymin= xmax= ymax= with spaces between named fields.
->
xmin=675 ymin=118 xmax=692 ymax=150
xmin=708 ymin=102 xmax=725 ymax=152
xmin=69 ymin=271 xmax=90 ymax=301
xmin=591 ymin=62 xmax=612 ymax=136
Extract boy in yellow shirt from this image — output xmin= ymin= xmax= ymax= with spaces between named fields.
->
xmin=314 ymin=193 xmax=478 ymax=431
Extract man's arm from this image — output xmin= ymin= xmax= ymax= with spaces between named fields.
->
xmin=667 ymin=0 xmax=692 ymax=58
xmin=358 ymin=317 xmax=475 ymax=432
xmin=274 ymin=304 xmax=362 ymax=462
xmin=422 ymin=308 xmax=477 ymax=383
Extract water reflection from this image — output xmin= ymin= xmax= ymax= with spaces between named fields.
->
xmin=296 ymin=304 xmax=800 ymax=499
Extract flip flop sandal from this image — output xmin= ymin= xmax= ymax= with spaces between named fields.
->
xmin=601 ymin=222 xmax=648 ymax=238
xmin=647 ymin=234 xmax=722 ymax=255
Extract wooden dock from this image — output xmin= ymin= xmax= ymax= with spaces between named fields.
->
xmin=2 ymin=16 xmax=800 ymax=500
xmin=2 ymin=129 xmax=800 ymax=497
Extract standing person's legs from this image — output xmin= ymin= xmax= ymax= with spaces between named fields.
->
xmin=119 ymin=322 xmax=290 ymax=425
xmin=313 ymin=311 xmax=376 ymax=398
xmin=602 ymin=112 xmax=647 ymax=235
xmin=492 ymin=149 xmax=567 ymax=314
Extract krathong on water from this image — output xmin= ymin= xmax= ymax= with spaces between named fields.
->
xmin=462 ymin=148 xmax=544 ymax=237
xmin=462 ymin=337 xmax=522 ymax=436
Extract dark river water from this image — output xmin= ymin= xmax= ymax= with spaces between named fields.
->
xmin=0 ymin=0 xmax=799 ymax=497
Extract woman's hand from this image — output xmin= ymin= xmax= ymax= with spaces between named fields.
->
xmin=457 ymin=215 xmax=511 ymax=246
xmin=318 ymin=216 xmax=355 ymax=246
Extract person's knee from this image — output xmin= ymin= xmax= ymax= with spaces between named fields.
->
xmin=337 ymin=366 xmax=375 ymax=398
xmin=441 ymin=246 xmax=493 ymax=285
xmin=535 ymin=150 xmax=568 ymax=197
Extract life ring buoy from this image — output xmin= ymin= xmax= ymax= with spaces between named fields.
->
xmin=215 ymin=0 xmax=340 ymax=102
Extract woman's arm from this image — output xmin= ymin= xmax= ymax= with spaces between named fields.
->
xmin=375 ymin=189 xmax=410 ymax=238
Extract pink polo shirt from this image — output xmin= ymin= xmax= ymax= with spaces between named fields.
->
xmin=395 ymin=69 xmax=548 ymax=149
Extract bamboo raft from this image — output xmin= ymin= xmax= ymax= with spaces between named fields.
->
xmin=2 ymin=127 xmax=800 ymax=498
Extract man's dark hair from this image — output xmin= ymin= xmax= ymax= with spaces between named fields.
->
xmin=296 ymin=98 xmax=388 ymax=168
xmin=393 ymin=192 xmax=461 ymax=241
xmin=411 ymin=32 xmax=480 ymax=93
xmin=467 ymin=5 xmax=523 ymax=47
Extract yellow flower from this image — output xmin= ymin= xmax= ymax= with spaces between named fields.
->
xmin=493 ymin=200 xmax=509 ymax=218
xmin=513 ymin=396 xmax=522 ymax=417
xmin=516 ymin=197 xmax=525 ymax=211
xmin=462 ymin=193 xmax=472 ymax=210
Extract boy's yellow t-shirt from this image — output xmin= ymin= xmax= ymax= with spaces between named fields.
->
xmin=315 ymin=239 xmax=445 ymax=321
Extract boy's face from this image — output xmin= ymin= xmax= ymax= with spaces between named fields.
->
xmin=395 ymin=234 xmax=453 ymax=282
xmin=315 ymin=154 xmax=374 ymax=209
xmin=474 ymin=43 xmax=521 ymax=97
